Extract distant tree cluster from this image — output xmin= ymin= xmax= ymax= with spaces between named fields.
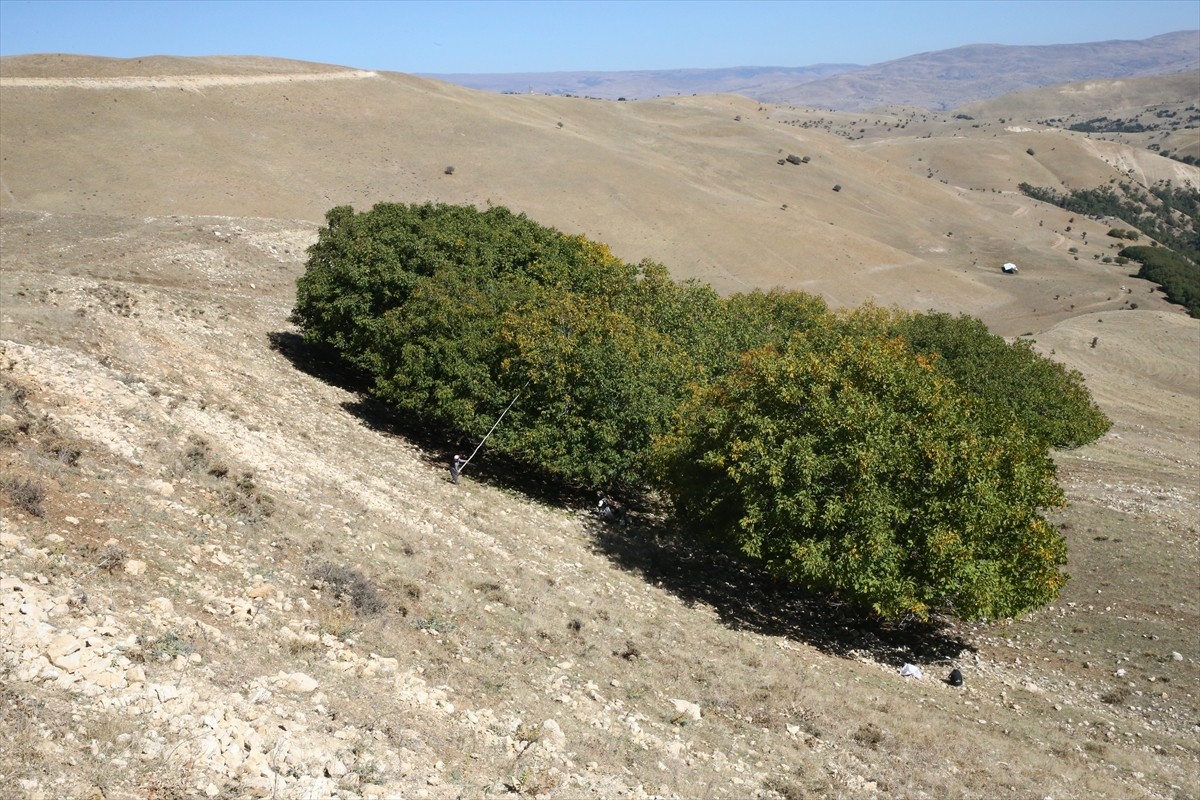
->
xmin=1019 ymin=181 xmax=1197 ymax=255
xmin=1068 ymin=116 xmax=1153 ymax=134
xmin=1119 ymin=246 xmax=1200 ymax=317
xmin=293 ymin=202 xmax=1113 ymax=622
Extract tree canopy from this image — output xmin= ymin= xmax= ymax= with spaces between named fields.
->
xmin=651 ymin=308 xmax=1069 ymax=621
xmin=294 ymin=202 xmax=712 ymax=488
xmin=291 ymin=201 xmax=1111 ymax=621
xmin=893 ymin=311 xmax=1112 ymax=448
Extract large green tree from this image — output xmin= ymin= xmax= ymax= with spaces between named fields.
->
xmin=653 ymin=309 xmax=1069 ymax=621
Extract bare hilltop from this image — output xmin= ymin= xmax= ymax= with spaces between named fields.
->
xmin=1 ymin=51 xmax=1197 ymax=800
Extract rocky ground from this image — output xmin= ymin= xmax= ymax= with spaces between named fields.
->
xmin=1 ymin=207 xmax=1198 ymax=800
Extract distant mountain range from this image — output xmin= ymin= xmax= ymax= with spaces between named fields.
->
xmin=423 ymin=30 xmax=1200 ymax=110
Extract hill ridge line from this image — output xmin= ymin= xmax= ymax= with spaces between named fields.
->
xmin=0 ymin=69 xmax=378 ymax=89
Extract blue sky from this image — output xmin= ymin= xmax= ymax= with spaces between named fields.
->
xmin=1 ymin=0 xmax=1196 ymax=73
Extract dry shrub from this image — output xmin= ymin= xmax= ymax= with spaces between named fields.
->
xmin=311 ymin=561 xmax=386 ymax=614
xmin=0 ymin=683 xmax=43 ymax=778
xmin=853 ymin=722 xmax=885 ymax=749
xmin=1 ymin=474 xmax=46 ymax=517
xmin=96 ymin=543 xmax=128 ymax=573
xmin=1101 ymin=685 xmax=1131 ymax=705
xmin=183 ymin=435 xmax=228 ymax=477
xmin=221 ymin=471 xmax=275 ymax=523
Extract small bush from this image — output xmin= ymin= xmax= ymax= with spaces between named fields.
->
xmin=2 ymin=475 xmax=46 ymax=517
xmin=134 ymin=630 xmax=192 ymax=662
xmin=853 ymin=722 xmax=885 ymax=748
xmin=1101 ymin=686 xmax=1131 ymax=705
xmin=96 ymin=544 xmax=127 ymax=573
xmin=222 ymin=472 xmax=275 ymax=523
xmin=311 ymin=562 xmax=386 ymax=614
xmin=43 ymin=435 xmax=83 ymax=466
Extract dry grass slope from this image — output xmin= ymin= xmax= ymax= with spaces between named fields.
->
xmin=0 ymin=55 xmax=1197 ymax=800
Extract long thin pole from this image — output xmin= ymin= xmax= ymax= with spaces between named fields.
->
xmin=460 ymin=380 xmax=530 ymax=470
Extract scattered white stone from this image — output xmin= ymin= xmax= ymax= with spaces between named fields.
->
xmin=1172 ymin=652 xmax=1183 ymax=661
xmin=541 ymin=718 xmax=566 ymax=749
xmin=669 ymin=699 xmax=702 ymax=722
xmin=46 ymin=633 xmax=82 ymax=662
xmin=283 ymin=672 xmax=319 ymax=693
xmin=154 ymin=684 xmax=180 ymax=702
xmin=124 ymin=559 xmax=147 ymax=576
xmin=147 ymin=597 xmax=174 ymax=614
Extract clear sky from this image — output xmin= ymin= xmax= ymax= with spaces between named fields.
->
xmin=1 ymin=0 xmax=1196 ymax=73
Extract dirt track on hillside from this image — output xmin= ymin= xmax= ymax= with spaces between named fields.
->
xmin=0 ymin=69 xmax=378 ymax=90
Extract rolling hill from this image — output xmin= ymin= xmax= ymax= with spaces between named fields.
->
xmin=424 ymin=31 xmax=1200 ymax=110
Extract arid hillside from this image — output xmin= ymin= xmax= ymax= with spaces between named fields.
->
xmin=0 ymin=55 xmax=1197 ymax=800
xmin=2 ymin=54 xmax=1197 ymax=333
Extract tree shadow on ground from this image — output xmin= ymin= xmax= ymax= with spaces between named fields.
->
xmin=269 ymin=329 xmax=973 ymax=669
xmin=585 ymin=515 xmax=975 ymax=669
xmin=267 ymin=330 xmax=601 ymax=511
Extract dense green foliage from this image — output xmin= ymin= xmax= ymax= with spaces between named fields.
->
xmin=294 ymin=202 xmax=712 ymax=488
xmin=292 ymin=202 xmax=1109 ymax=621
xmin=652 ymin=309 xmax=1068 ymax=621
xmin=893 ymin=312 xmax=1112 ymax=448
xmin=1119 ymin=246 xmax=1200 ymax=318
